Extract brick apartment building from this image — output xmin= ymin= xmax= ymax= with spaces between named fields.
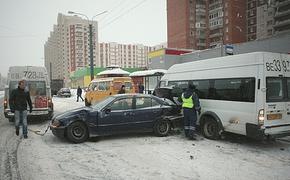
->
xmin=167 ymin=0 xmax=290 ymax=50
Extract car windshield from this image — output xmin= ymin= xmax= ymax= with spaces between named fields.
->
xmin=92 ymin=96 xmax=115 ymax=109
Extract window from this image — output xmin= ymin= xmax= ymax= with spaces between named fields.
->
xmin=110 ymin=98 xmax=133 ymax=111
xmin=214 ymin=78 xmax=255 ymax=102
xmin=266 ymin=77 xmax=283 ymax=102
xmin=136 ymin=97 xmax=154 ymax=109
xmin=98 ymin=81 xmax=110 ymax=91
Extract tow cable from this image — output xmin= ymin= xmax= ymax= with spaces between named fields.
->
xmin=28 ymin=123 xmax=51 ymax=136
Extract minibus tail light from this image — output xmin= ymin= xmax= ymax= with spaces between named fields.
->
xmin=48 ymin=98 xmax=53 ymax=108
xmin=4 ymin=99 xmax=8 ymax=109
xmin=258 ymin=109 xmax=264 ymax=125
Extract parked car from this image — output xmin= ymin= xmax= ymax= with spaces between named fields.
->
xmin=50 ymin=94 xmax=182 ymax=143
xmin=57 ymin=88 xmax=71 ymax=97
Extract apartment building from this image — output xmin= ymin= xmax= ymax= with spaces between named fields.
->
xmin=99 ymin=42 xmax=157 ymax=69
xmin=44 ymin=13 xmax=98 ymax=86
xmin=247 ymin=0 xmax=290 ymax=41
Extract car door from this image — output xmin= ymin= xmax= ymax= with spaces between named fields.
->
xmin=98 ymin=97 xmax=134 ymax=135
xmin=132 ymin=97 xmax=163 ymax=130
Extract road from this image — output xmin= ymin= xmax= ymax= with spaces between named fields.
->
xmin=0 ymin=93 xmax=290 ymax=180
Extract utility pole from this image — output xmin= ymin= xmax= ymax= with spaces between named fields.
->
xmin=89 ymin=24 xmax=94 ymax=81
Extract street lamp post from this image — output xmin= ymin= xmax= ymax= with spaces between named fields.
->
xmin=68 ymin=11 xmax=107 ymax=81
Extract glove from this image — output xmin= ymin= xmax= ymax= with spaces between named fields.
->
xmin=29 ymin=108 xmax=32 ymax=113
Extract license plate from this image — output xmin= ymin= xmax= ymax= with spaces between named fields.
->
xmin=267 ymin=113 xmax=282 ymax=120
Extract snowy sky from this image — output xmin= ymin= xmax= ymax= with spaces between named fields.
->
xmin=0 ymin=0 xmax=167 ymax=76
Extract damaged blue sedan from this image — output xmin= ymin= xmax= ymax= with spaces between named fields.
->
xmin=50 ymin=94 xmax=181 ymax=143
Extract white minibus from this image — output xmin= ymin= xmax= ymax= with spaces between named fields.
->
xmin=159 ymin=52 xmax=290 ymax=140
xmin=4 ymin=66 xmax=53 ymax=121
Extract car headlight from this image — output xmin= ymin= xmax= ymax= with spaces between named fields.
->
xmin=51 ymin=119 xmax=61 ymax=128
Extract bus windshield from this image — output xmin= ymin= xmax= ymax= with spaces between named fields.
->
xmin=9 ymin=81 xmax=46 ymax=97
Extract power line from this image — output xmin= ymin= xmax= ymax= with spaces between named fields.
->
xmin=98 ymin=0 xmax=129 ymax=22
xmin=100 ymin=0 xmax=148 ymax=30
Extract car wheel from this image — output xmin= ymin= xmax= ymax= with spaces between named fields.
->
xmin=154 ymin=120 xmax=170 ymax=137
xmin=201 ymin=117 xmax=220 ymax=140
xmin=66 ymin=121 xmax=88 ymax=143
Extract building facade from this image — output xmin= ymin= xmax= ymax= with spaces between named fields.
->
xmin=247 ymin=0 xmax=290 ymax=41
xmin=167 ymin=0 xmax=290 ymax=50
xmin=99 ymin=42 xmax=162 ymax=69
xmin=167 ymin=0 xmax=247 ymax=50
xmin=44 ymin=13 xmax=98 ymax=86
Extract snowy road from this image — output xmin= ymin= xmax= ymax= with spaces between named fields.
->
xmin=0 ymin=93 xmax=290 ymax=180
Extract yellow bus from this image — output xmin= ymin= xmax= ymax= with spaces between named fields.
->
xmin=85 ymin=77 xmax=135 ymax=106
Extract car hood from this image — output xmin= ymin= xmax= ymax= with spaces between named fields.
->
xmin=54 ymin=106 xmax=92 ymax=120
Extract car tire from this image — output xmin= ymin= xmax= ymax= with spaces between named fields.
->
xmin=154 ymin=119 xmax=171 ymax=137
xmin=201 ymin=117 xmax=220 ymax=140
xmin=66 ymin=121 xmax=88 ymax=143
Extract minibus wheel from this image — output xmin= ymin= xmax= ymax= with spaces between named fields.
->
xmin=201 ymin=117 xmax=220 ymax=140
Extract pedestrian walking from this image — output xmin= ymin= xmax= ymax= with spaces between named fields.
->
xmin=9 ymin=80 xmax=33 ymax=139
xmin=138 ymin=83 xmax=144 ymax=94
xmin=77 ymin=86 xmax=84 ymax=102
xmin=181 ymin=84 xmax=201 ymax=140
xmin=118 ymin=85 xmax=126 ymax=94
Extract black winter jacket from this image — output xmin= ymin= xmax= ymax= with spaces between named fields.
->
xmin=9 ymin=87 xmax=33 ymax=111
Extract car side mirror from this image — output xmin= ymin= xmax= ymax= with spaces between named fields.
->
xmin=104 ymin=108 xmax=111 ymax=114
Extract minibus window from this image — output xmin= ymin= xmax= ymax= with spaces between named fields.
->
xmin=125 ymin=82 xmax=133 ymax=90
xmin=27 ymin=81 xmax=46 ymax=96
xmin=266 ymin=78 xmax=283 ymax=102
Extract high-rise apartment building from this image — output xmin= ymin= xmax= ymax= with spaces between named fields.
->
xmin=167 ymin=0 xmax=207 ymax=49
xmin=247 ymin=0 xmax=290 ymax=41
xmin=167 ymin=0 xmax=250 ymax=49
xmin=44 ymin=13 xmax=98 ymax=86
xmin=99 ymin=43 xmax=155 ymax=69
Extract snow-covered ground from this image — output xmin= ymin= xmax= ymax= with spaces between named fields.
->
xmin=10 ymin=93 xmax=290 ymax=180
xmin=0 ymin=91 xmax=4 ymax=99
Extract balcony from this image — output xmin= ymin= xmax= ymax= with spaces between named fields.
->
xmin=209 ymin=32 xmax=222 ymax=38
xmin=274 ymin=19 xmax=290 ymax=28
xmin=275 ymin=0 xmax=290 ymax=7
xmin=274 ymin=9 xmax=290 ymax=18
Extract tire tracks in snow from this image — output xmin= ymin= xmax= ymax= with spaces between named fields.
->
xmin=0 ymin=98 xmax=22 ymax=180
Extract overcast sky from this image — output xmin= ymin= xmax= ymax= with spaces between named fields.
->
xmin=0 ymin=0 xmax=167 ymax=76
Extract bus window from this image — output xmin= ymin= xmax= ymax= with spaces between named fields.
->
xmin=193 ymin=80 xmax=210 ymax=99
xmin=98 ymin=82 xmax=110 ymax=91
xmin=27 ymin=81 xmax=46 ymax=96
xmin=125 ymin=82 xmax=133 ymax=90
xmin=214 ymin=78 xmax=255 ymax=102
xmin=266 ymin=77 xmax=283 ymax=102
xmin=113 ymin=82 xmax=122 ymax=91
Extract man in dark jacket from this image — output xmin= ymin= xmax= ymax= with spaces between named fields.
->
xmin=77 ymin=86 xmax=84 ymax=102
xmin=181 ymin=84 xmax=201 ymax=140
xmin=9 ymin=80 xmax=33 ymax=139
